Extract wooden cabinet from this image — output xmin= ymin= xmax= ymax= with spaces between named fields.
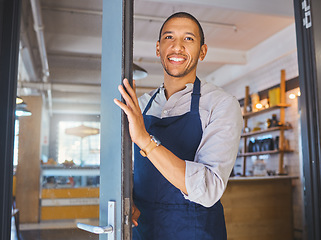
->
xmin=240 ymin=70 xmax=293 ymax=176
xmin=222 ymin=176 xmax=295 ymax=240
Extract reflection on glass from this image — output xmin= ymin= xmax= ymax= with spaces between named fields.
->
xmin=13 ymin=119 xmax=19 ymax=167
xmin=40 ymin=121 xmax=101 ymax=225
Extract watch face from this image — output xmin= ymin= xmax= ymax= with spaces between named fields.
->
xmin=151 ymin=135 xmax=161 ymax=146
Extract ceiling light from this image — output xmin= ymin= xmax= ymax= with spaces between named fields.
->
xmin=16 ymin=96 xmax=24 ymax=104
xmin=16 ymin=110 xmax=32 ymax=117
xmin=133 ymin=63 xmax=148 ymax=80
xmin=15 ymin=103 xmax=32 ymax=117
xmin=255 ymin=103 xmax=263 ymax=109
xmin=289 ymin=93 xmax=296 ymax=99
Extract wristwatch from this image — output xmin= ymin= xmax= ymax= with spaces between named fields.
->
xmin=140 ymin=135 xmax=161 ymax=157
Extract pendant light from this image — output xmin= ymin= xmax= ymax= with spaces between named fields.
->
xmin=15 ymin=97 xmax=32 ymax=117
xmin=16 ymin=96 xmax=23 ymax=104
xmin=133 ymin=63 xmax=148 ymax=79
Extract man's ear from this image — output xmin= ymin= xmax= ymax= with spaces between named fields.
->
xmin=156 ymin=41 xmax=160 ymax=57
xmin=199 ymin=44 xmax=208 ymax=61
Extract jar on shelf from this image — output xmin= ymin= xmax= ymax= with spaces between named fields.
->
xmin=253 ymin=159 xmax=267 ymax=176
xmin=251 ymin=93 xmax=260 ymax=112
xmin=270 ymin=114 xmax=278 ymax=127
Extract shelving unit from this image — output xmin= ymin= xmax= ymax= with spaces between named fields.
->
xmin=238 ymin=149 xmax=294 ymax=157
xmin=241 ymin=69 xmax=292 ymax=176
xmin=241 ymin=126 xmax=292 ymax=138
xmin=243 ymin=104 xmax=291 ymax=118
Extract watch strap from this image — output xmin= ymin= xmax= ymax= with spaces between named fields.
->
xmin=140 ymin=135 xmax=161 ymax=157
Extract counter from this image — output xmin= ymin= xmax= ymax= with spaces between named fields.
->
xmin=42 ymin=165 xmax=100 ymax=177
xmin=229 ymin=175 xmax=297 ymax=181
xmin=40 ymin=165 xmax=296 ymax=234
xmin=222 ymin=176 xmax=297 ymax=240
xmin=40 ymin=166 xmax=99 ymax=220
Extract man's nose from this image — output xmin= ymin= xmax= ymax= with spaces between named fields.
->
xmin=172 ymin=40 xmax=184 ymax=51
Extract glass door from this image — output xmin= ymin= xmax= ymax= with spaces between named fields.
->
xmin=13 ymin=0 xmax=104 ymax=239
xmin=12 ymin=0 xmax=133 ymax=240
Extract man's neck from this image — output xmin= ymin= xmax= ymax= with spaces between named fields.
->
xmin=163 ymin=74 xmax=196 ymax=99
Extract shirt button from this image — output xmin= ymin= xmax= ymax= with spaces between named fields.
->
xmin=163 ymin=110 xmax=168 ymax=114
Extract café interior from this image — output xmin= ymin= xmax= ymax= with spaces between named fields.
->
xmin=4 ymin=0 xmax=316 ymax=239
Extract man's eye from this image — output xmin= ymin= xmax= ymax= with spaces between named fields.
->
xmin=185 ymin=37 xmax=194 ymax=41
xmin=165 ymin=36 xmax=173 ymax=39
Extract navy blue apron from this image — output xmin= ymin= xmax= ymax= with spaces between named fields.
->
xmin=133 ymin=77 xmax=227 ymax=240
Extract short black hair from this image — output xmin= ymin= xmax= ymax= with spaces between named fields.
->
xmin=158 ymin=12 xmax=205 ymax=46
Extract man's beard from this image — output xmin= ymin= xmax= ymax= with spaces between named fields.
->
xmin=161 ymin=60 xmax=197 ymax=78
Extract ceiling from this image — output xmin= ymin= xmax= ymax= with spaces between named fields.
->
xmin=17 ymin=0 xmax=295 ymax=115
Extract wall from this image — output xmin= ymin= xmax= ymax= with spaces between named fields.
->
xmin=16 ymin=96 xmax=43 ymax=223
xmin=221 ymin=51 xmax=304 ymax=239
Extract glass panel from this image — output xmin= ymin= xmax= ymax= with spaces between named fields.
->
xmin=57 ymin=121 xmax=101 ymax=166
xmin=13 ymin=0 xmax=102 ymax=239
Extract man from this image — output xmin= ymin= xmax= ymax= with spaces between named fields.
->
xmin=114 ymin=12 xmax=243 ymax=240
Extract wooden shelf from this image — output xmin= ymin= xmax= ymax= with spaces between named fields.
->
xmin=240 ymin=70 xmax=290 ymax=175
xmin=241 ymin=126 xmax=292 ymax=138
xmin=243 ymin=104 xmax=290 ymax=118
xmin=237 ymin=149 xmax=294 ymax=157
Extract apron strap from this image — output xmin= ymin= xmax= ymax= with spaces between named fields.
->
xmin=143 ymin=88 xmax=160 ymax=115
xmin=190 ymin=77 xmax=201 ymax=113
xmin=143 ymin=77 xmax=201 ymax=115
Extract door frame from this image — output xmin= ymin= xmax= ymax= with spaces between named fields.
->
xmin=100 ymin=0 xmax=133 ymax=239
xmin=0 ymin=0 xmax=22 ymax=239
xmin=293 ymin=0 xmax=321 ymax=239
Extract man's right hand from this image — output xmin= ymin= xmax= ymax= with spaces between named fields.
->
xmin=132 ymin=203 xmax=141 ymax=227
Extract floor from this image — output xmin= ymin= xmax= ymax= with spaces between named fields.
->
xmin=20 ymin=229 xmax=98 ymax=240
xmin=14 ymin=219 xmax=100 ymax=240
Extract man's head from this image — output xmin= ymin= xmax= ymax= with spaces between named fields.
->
xmin=159 ymin=12 xmax=205 ymax=47
xmin=156 ymin=12 xmax=208 ymax=80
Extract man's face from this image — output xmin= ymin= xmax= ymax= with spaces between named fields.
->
xmin=156 ymin=17 xmax=207 ymax=79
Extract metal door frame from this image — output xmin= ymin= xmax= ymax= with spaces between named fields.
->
xmin=294 ymin=0 xmax=321 ymax=239
xmin=100 ymin=0 xmax=133 ymax=239
xmin=0 ymin=0 xmax=22 ymax=239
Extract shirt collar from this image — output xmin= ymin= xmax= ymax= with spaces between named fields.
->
xmin=159 ymin=82 xmax=194 ymax=94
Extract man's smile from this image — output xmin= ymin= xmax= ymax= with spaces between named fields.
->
xmin=168 ymin=55 xmax=187 ymax=64
xmin=169 ymin=57 xmax=185 ymax=62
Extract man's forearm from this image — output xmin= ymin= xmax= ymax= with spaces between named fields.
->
xmin=143 ymin=143 xmax=187 ymax=195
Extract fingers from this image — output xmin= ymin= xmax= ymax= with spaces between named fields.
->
xmin=132 ymin=205 xmax=140 ymax=227
xmin=133 ymin=79 xmax=136 ymax=92
xmin=113 ymin=98 xmax=132 ymax=117
xmin=118 ymin=84 xmax=135 ymax=109
xmin=132 ymin=219 xmax=138 ymax=227
xmin=123 ymin=79 xmax=139 ymax=107
xmin=116 ymin=79 xmax=141 ymax=115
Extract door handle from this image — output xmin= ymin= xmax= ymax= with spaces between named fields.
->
xmin=77 ymin=201 xmax=116 ymax=240
xmin=77 ymin=223 xmax=113 ymax=234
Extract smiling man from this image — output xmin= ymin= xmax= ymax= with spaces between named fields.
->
xmin=114 ymin=12 xmax=243 ymax=240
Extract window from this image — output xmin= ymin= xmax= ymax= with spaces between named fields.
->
xmin=57 ymin=121 xmax=100 ymax=166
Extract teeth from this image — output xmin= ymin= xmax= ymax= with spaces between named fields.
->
xmin=169 ymin=57 xmax=184 ymax=62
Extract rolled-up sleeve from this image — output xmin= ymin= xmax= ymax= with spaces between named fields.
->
xmin=183 ymin=96 xmax=243 ymax=207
